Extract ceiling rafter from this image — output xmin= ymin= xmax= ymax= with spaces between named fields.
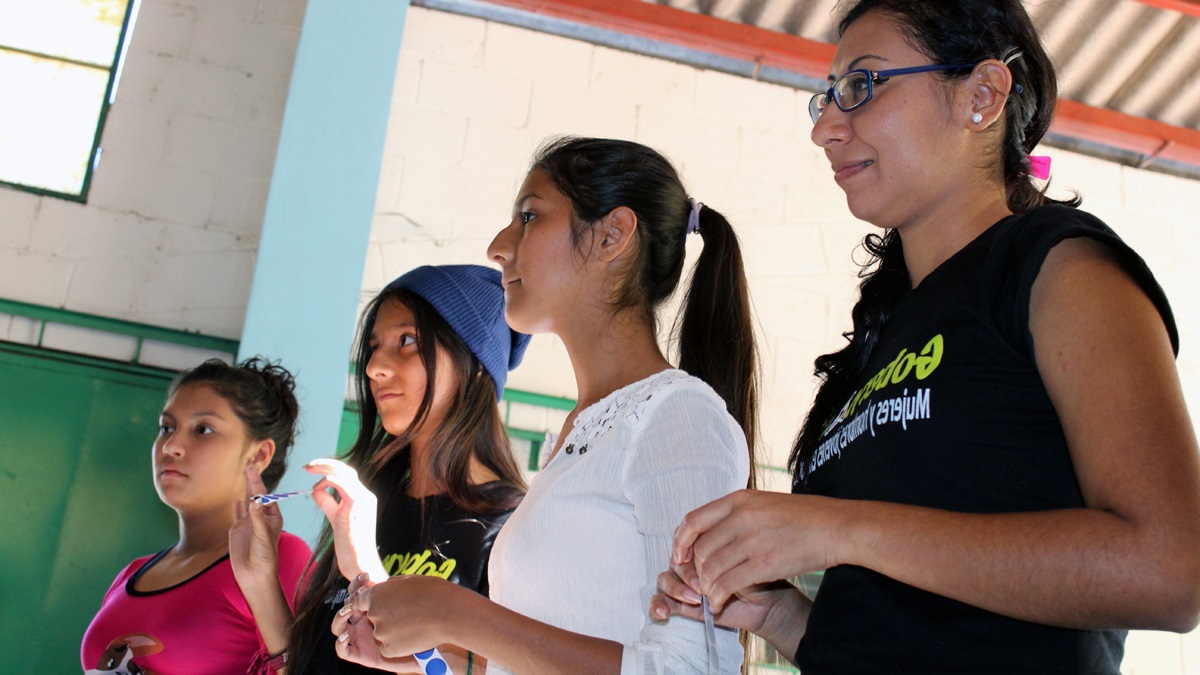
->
xmin=1133 ymin=0 xmax=1200 ymax=18
xmin=474 ymin=0 xmax=1200 ymax=172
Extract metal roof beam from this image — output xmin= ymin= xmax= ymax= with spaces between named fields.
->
xmin=467 ymin=0 xmax=835 ymax=73
xmin=451 ymin=0 xmax=1200 ymax=176
xmin=1132 ymin=0 xmax=1200 ymax=19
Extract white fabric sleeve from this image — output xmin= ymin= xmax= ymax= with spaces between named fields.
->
xmin=618 ymin=384 xmax=750 ymax=675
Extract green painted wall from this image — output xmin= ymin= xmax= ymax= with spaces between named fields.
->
xmin=0 ymin=345 xmax=178 ymax=673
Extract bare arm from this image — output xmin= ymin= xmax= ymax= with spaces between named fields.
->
xmin=651 ymin=565 xmax=811 ymax=665
xmin=351 ymin=574 xmax=623 ymax=675
xmin=844 ymin=238 xmax=1200 ymax=629
xmin=230 ymin=467 xmax=293 ymax=670
xmin=306 ymin=458 xmax=389 ymax=583
xmin=681 ymin=238 xmax=1200 ymax=632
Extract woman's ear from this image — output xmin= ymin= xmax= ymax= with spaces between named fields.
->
xmin=596 ymin=206 xmax=639 ymax=263
xmin=964 ymin=59 xmax=1014 ymax=130
xmin=248 ymin=438 xmax=276 ymax=474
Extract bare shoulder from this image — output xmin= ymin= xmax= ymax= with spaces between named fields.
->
xmin=1030 ymin=235 xmax=1169 ymax=355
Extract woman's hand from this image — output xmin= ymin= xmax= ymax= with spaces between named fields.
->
xmin=332 ymin=575 xmax=425 ymax=673
xmin=649 ymin=561 xmax=776 ymax=632
xmin=230 ymin=465 xmax=283 ymax=594
xmin=230 ymin=465 xmax=293 ymax=657
xmin=347 ymin=575 xmax=474 ymax=661
xmin=306 ymin=458 xmax=387 ymax=582
xmin=672 ymin=489 xmax=844 ymax=613
xmin=650 ymin=559 xmax=811 ymax=662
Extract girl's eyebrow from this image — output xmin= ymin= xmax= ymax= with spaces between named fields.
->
xmin=159 ymin=410 xmax=225 ymax=421
xmin=374 ymin=321 xmax=416 ymax=334
xmin=370 ymin=321 xmax=417 ymax=341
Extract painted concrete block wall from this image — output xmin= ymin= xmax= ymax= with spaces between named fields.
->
xmin=372 ymin=6 xmax=1200 ymax=465
xmin=0 ymin=0 xmax=305 ymax=339
xmin=0 ymin=1 xmax=1195 ymax=670
xmin=369 ymin=8 xmax=1200 ymax=670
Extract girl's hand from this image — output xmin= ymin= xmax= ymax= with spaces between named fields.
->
xmin=230 ymin=465 xmax=283 ymax=594
xmin=651 ymin=558 xmax=812 ymax=663
xmin=348 ymin=575 xmax=472 ymax=660
xmin=306 ymin=458 xmax=387 ymax=582
xmin=649 ymin=561 xmax=781 ymax=633
xmin=332 ymin=575 xmax=424 ymax=673
xmin=672 ymin=490 xmax=845 ymax=613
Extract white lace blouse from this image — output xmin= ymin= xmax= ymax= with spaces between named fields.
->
xmin=488 ymin=369 xmax=749 ymax=674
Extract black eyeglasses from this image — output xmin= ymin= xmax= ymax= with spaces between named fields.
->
xmin=808 ymin=62 xmax=979 ymax=124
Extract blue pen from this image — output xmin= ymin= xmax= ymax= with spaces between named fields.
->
xmin=251 ymin=490 xmax=309 ymax=505
xmin=413 ymin=648 xmax=453 ymax=675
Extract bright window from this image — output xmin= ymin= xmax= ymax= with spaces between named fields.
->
xmin=0 ymin=0 xmax=138 ymax=200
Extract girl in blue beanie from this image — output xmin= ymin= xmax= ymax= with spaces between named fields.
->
xmin=336 ymin=137 xmax=759 ymax=674
xmin=284 ymin=264 xmax=532 ymax=674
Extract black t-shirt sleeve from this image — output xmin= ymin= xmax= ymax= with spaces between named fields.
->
xmin=988 ymin=204 xmax=1178 ymax=361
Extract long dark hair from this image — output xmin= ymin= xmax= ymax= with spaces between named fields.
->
xmin=168 ymin=356 xmax=298 ymax=492
xmin=533 ymin=136 xmax=759 ymax=487
xmin=288 ymin=289 xmax=526 ymax=673
xmin=791 ymin=0 xmax=1080 ymax=479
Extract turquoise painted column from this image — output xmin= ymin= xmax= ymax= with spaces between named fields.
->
xmin=239 ymin=0 xmax=410 ymax=544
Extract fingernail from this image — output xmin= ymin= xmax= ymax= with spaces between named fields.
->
xmin=654 ymin=606 xmax=668 ymax=619
xmin=356 ymin=572 xmax=367 ymax=583
xmin=338 ymin=631 xmax=349 ymax=643
xmin=682 ymin=588 xmax=701 ymax=604
xmin=338 ymin=604 xmax=351 ymax=616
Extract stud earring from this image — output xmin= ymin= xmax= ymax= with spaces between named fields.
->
xmin=971 ymin=112 xmax=983 ymax=124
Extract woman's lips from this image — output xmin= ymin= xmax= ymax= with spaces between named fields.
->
xmin=833 ymin=159 xmax=873 ymax=184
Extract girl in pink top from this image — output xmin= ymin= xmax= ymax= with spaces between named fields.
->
xmin=81 ymin=357 xmax=312 ymax=675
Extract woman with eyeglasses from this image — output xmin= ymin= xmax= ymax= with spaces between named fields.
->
xmin=651 ymin=0 xmax=1200 ymax=673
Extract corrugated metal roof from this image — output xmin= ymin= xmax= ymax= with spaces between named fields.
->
xmin=654 ymin=0 xmax=1200 ymax=131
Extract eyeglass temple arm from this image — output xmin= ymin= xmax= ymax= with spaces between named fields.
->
xmin=873 ymin=62 xmax=980 ymax=79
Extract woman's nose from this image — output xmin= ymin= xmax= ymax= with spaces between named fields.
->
xmin=366 ymin=347 xmax=390 ymax=382
xmin=487 ymin=223 xmax=514 ymax=264
xmin=810 ymin=102 xmax=851 ymax=148
xmin=159 ymin=434 xmax=183 ymax=458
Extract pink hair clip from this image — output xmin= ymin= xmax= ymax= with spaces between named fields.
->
xmin=1027 ymin=154 xmax=1051 ymax=180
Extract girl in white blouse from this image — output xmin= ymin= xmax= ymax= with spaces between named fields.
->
xmin=332 ymin=136 xmax=760 ymax=675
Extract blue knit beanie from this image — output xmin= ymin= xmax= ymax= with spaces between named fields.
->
xmin=384 ymin=265 xmax=530 ymax=398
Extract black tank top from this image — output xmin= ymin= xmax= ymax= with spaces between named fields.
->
xmin=795 ymin=205 xmax=1176 ymax=674
xmin=305 ymin=481 xmax=521 ymax=675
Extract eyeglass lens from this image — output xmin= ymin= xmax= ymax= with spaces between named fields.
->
xmin=809 ymin=71 xmax=872 ymax=123
xmin=835 ymin=72 xmax=872 ymax=109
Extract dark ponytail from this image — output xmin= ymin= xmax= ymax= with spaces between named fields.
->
xmin=791 ymin=231 xmax=906 ymax=480
xmin=792 ymin=0 xmax=1077 ymax=478
xmin=534 ymin=137 xmax=759 ymax=487
xmin=678 ymin=204 xmax=759 ymax=488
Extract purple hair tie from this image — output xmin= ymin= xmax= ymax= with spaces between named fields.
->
xmin=687 ymin=198 xmax=703 ymax=235
xmin=1027 ymin=154 xmax=1051 ymax=180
